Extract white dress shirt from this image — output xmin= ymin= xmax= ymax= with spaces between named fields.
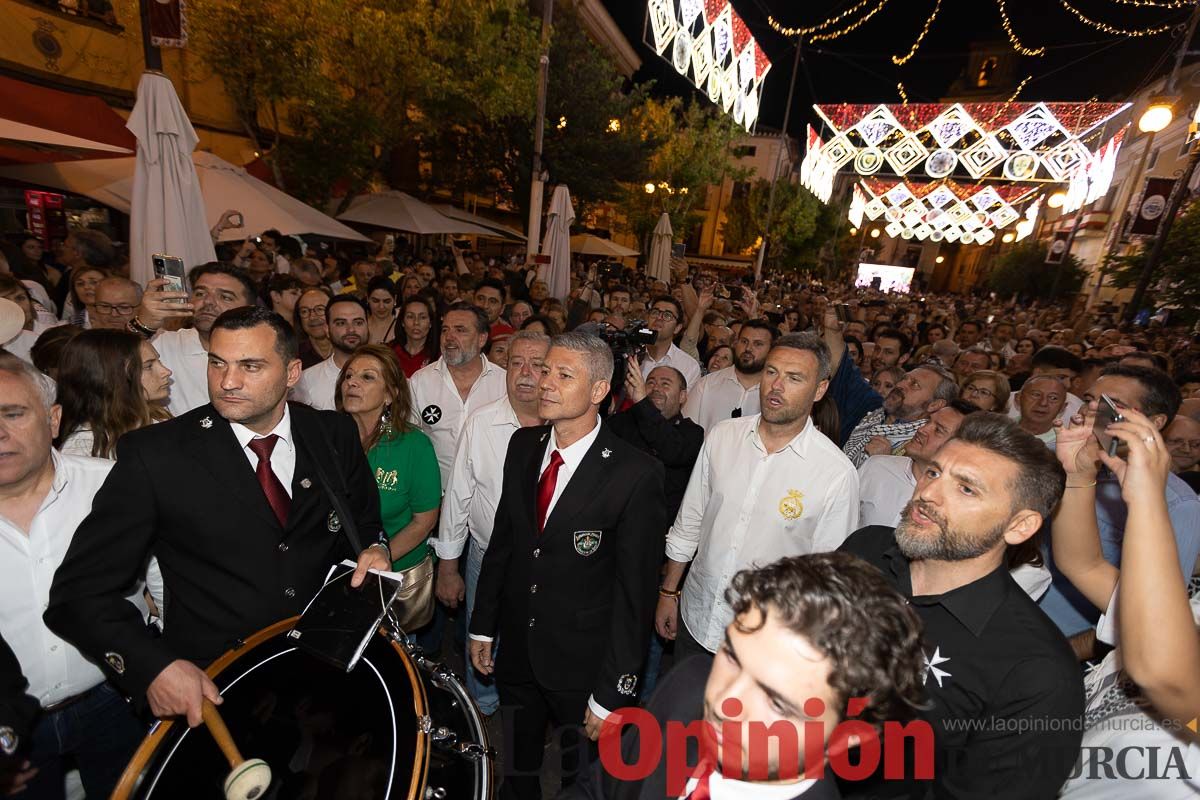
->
xmin=641 ymin=342 xmax=702 ymax=389
xmin=154 ymin=327 xmax=211 ymax=415
xmin=680 ymin=771 xmax=817 ymax=800
xmin=857 ymin=454 xmax=917 ymax=527
xmin=435 ymin=396 xmax=524 ymax=560
xmin=667 ymin=415 xmax=860 ymax=652
xmin=231 ymin=405 xmax=296 ymax=497
xmin=0 ymin=453 xmax=118 ymax=705
xmin=682 ymin=365 xmax=760 ymax=433
xmin=292 ymin=356 xmax=342 ymax=412
xmin=409 ymin=355 xmax=508 ymax=486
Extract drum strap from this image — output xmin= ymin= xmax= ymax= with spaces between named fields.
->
xmin=305 ymin=423 xmax=370 ymax=556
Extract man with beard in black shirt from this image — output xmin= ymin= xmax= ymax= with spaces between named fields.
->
xmin=839 ymin=412 xmax=1083 ymax=799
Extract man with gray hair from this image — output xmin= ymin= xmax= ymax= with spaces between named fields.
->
xmin=90 ymin=276 xmax=143 ymax=332
xmin=469 ymin=332 xmax=666 ymax=799
xmin=435 ymin=330 xmax=551 ymax=717
xmin=842 ymin=363 xmax=961 ymax=467
xmin=657 ymin=332 xmax=860 ymax=663
xmin=0 ymin=358 xmax=144 ymax=798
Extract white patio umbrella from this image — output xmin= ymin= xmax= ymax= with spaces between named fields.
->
xmin=0 ymin=154 xmax=369 ymax=245
xmin=0 ymin=117 xmax=132 ymax=154
xmin=336 ymin=191 xmax=496 ymax=235
xmin=126 ymin=72 xmax=216 ymax=286
xmin=646 ymin=212 xmax=673 ymax=283
xmin=538 ymin=185 xmax=574 ymax=302
xmin=568 ymin=233 xmax=639 ymax=259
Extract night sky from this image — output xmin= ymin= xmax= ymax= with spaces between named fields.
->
xmin=603 ymin=0 xmax=1195 ymax=136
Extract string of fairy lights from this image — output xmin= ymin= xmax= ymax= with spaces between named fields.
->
xmin=891 ymin=0 xmax=942 ymax=65
xmin=767 ymin=0 xmax=1188 ymax=52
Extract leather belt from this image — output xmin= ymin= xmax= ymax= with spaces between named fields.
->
xmin=43 ymin=683 xmax=101 ymax=714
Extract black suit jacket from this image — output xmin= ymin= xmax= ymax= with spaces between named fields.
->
xmin=44 ymin=403 xmax=383 ymax=700
xmin=560 ymin=656 xmax=841 ymax=800
xmin=469 ymin=422 xmax=666 ymax=712
xmin=0 ymin=632 xmax=37 ymax=766
xmin=605 ymin=399 xmax=703 ymax=523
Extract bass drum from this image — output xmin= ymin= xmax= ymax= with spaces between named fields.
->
xmin=113 ymin=618 xmax=493 ymax=800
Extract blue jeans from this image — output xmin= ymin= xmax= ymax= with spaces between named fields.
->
xmin=23 ymin=682 xmax=145 ymax=800
xmin=465 ymin=541 xmax=500 ymax=715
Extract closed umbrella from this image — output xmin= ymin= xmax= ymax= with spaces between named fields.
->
xmin=126 ymin=72 xmax=216 ymax=286
xmin=538 ymin=185 xmax=574 ymax=302
xmin=647 ymin=213 xmax=673 ymax=283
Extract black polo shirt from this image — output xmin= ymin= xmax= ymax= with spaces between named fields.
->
xmin=838 ymin=525 xmax=1084 ymax=800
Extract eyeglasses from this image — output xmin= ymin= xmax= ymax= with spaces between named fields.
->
xmin=299 ymin=306 xmax=328 ymax=318
xmin=648 ymin=308 xmax=678 ymax=321
xmin=963 ymin=384 xmax=995 ymax=399
xmin=94 ymin=302 xmax=136 ymax=315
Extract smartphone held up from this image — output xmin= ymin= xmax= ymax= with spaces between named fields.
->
xmin=1092 ymin=394 xmax=1124 ymax=457
xmin=152 ymin=254 xmax=187 ymax=304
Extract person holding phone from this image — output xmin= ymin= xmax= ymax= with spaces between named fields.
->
xmin=1037 ymin=363 xmax=1200 ymax=658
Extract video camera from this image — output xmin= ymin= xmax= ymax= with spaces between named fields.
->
xmin=576 ymin=320 xmax=658 ymax=409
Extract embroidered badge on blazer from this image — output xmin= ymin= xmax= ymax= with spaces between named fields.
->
xmin=573 ymin=530 xmax=602 ymax=556
xmin=779 ymin=489 xmax=804 ymax=520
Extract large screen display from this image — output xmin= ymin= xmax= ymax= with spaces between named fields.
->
xmin=855 ymin=263 xmax=916 ymax=294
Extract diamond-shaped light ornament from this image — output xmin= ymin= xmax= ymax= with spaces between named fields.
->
xmin=915 ymin=223 xmax=932 ymax=240
xmin=971 ymin=186 xmax=1003 ymax=212
xmin=737 ymin=44 xmax=755 ymax=90
xmin=680 ymin=0 xmax=705 ymax=28
xmin=1004 ymin=104 xmax=1064 ymax=150
xmin=943 ymin=227 xmax=961 ymax=243
xmin=648 ymin=0 xmax=678 ymax=54
xmin=946 ymin=202 xmax=972 ymax=224
xmin=864 ymin=197 xmax=887 ymax=220
xmin=884 ymin=183 xmax=914 ymax=206
xmin=855 ymin=105 xmax=903 ymax=147
xmin=927 ymin=207 xmax=949 ymax=229
xmin=924 ymin=104 xmax=978 ymax=149
xmin=885 ymin=207 xmax=903 ymax=222
xmin=1043 ymin=139 xmax=1089 ymax=182
xmin=689 ymin=27 xmax=714 ymax=84
xmin=710 ymin=8 xmax=732 ymax=62
xmin=927 ymin=186 xmax=956 ymax=210
xmin=885 ymin=221 xmax=904 ymax=237
xmin=822 ymin=135 xmax=857 ymax=170
xmin=885 ymin=133 xmax=928 ymax=175
xmin=974 ymin=228 xmax=995 ymax=245
xmin=990 ymin=204 xmax=1020 ymax=229
xmin=960 ymin=135 xmax=1006 ymax=179
xmin=720 ymin=63 xmax=737 ymax=112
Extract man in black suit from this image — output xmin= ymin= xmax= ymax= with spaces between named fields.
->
xmin=608 ymin=362 xmax=703 ymax=522
xmin=469 ymin=332 xmax=667 ymax=800
xmin=561 ymin=553 xmax=927 ymax=800
xmin=0 ymin=632 xmax=38 ymax=793
xmin=45 ymin=307 xmax=389 ymax=727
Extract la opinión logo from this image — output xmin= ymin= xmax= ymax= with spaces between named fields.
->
xmin=598 ymin=697 xmax=936 ymax=795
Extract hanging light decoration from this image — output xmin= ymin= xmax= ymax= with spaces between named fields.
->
xmin=892 ymin=0 xmax=942 ymax=65
xmin=1058 ymin=0 xmax=1177 ymax=35
xmin=996 ymin=0 xmax=1046 ymax=56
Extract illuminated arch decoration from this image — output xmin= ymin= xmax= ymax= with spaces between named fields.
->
xmin=855 ymin=177 xmax=1042 ymax=242
xmin=645 ymin=0 xmax=772 ymax=131
xmin=812 ymin=101 xmax=1127 ymax=182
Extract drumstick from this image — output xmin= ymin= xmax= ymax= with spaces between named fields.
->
xmin=201 ymin=700 xmax=273 ymax=800
xmin=201 ymin=700 xmax=244 ymax=767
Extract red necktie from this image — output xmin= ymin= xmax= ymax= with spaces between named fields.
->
xmin=248 ymin=435 xmax=290 ymax=527
xmin=536 ymin=450 xmax=564 ymax=533
xmin=685 ymin=761 xmax=715 ymax=800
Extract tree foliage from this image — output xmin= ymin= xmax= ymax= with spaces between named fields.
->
xmin=1105 ymin=199 xmax=1200 ymax=321
xmin=721 ymin=178 xmax=836 ymax=270
xmin=615 ymin=99 xmax=748 ymax=245
xmin=188 ymin=0 xmax=540 ymax=207
xmin=987 ymin=241 xmax=1085 ymax=299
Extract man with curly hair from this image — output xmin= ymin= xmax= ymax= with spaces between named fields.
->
xmin=564 ymin=552 xmax=927 ymax=799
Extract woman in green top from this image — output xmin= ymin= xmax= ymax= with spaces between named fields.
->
xmin=336 ymin=344 xmax=441 ymax=574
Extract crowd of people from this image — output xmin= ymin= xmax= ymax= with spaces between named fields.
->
xmin=0 ymin=223 xmax=1199 ymax=800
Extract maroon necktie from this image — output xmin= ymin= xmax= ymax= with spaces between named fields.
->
xmin=535 ymin=450 xmax=564 ymax=534
xmin=248 ymin=435 xmax=290 ymax=526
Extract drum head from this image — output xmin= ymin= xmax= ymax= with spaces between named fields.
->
xmin=115 ymin=619 xmax=428 ymax=800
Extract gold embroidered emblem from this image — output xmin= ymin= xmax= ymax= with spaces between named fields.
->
xmin=779 ymin=489 xmax=804 ymax=520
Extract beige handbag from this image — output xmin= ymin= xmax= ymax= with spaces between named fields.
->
xmin=391 ymin=552 xmax=435 ymax=632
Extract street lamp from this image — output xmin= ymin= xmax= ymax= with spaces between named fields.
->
xmin=644 ymin=183 xmax=656 ymax=194
xmin=935 ymin=255 xmax=945 ymax=264
xmin=607 ymin=118 xmax=621 ymax=133
xmin=870 ymin=228 xmax=881 ymax=238
xmin=1138 ymin=96 xmax=1176 ymax=133
xmin=1001 ymin=232 xmax=1015 ymax=243
xmin=1048 ymin=191 xmax=1067 ymax=209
